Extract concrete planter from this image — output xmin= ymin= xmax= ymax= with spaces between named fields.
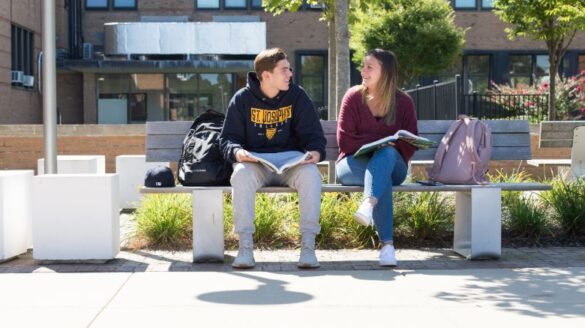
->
xmin=32 ymin=174 xmax=119 ymax=261
xmin=37 ymin=155 xmax=106 ymax=175
xmin=0 ymin=170 xmax=33 ymax=261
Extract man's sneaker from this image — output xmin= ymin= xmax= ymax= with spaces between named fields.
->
xmin=232 ymin=240 xmax=255 ymax=268
xmin=379 ymin=244 xmax=397 ymax=267
xmin=298 ymin=243 xmax=320 ymax=268
xmin=354 ymin=198 xmax=374 ymax=226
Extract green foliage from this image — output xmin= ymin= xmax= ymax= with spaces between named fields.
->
xmin=541 ymin=177 xmax=585 ymax=236
xmin=504 ymin=196 xmax=548 ymax=239
xmin=494 ymin=0 xmax=585 ymax=42
xmin=402 ymin=192 xmax=454 ymax=240
xmin=318 ymin=192 xmax=379 ymax=249
xmin=493 ymin=0 xmax=585 ymax=119
xmin=135 ymin=194 xmax=192 ymax=249
xmin=253 ymin=193 xmax=298 ymax=247
xmin=488 ymin=169 xmax=534 ymax=206
xmin=350 ymin=0 xmax=465 ymax=86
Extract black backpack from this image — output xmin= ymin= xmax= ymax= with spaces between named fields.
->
xmin=178 ymin=110 xmax=232 ymax=186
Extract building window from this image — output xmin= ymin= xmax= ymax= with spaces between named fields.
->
xmin=535 ymin=55 xmax=550 ymax=85
xmin=453 ymin=0 xmax=476 ymax=9
xmin=297 ymin=53 xmax=326 ymax=111
xmin=251 ymin=0 xmax=262 ymax=9
xmin=578 ymin=55 xmax=585 ymax=72
xmin=113 ymin=0 xmax=137 ymax=9
xmin=465 ymin=55 xmax=490 ymax=92
xmin=509 ymin=55 xmax=533 ymax=88
xmin=85 ymin=0 xmax=108 ymax=9
xmin=481 ymin=0 xmax=494 ymax=8
xmin=167 ymin=73 xmax=233 ymax=120
xmin=225 ymin=0 xmax=246 ymax=9
xmin=196 ymin=0 xmax=220 ymax=9
xmin=11 ymin=25 xmax=34 ymax=87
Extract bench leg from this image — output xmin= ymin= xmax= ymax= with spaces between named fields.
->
xmin=453 ymin=188 xmax=501 ymax=260
xmin=192 ymin=190 xmax=224 ymax=262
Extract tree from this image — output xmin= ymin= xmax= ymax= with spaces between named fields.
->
xmin=350 ymin=0 xmax=465 ymax=87
xmin=263 ymin=0 xmax=348 ymax=119
xmin=493 ymin=0 xmax=585 ymax=120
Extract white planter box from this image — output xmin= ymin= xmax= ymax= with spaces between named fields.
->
xmin=0 ymin=170 xmax=33 ymax=261
xmin=37 ymin=155 xmax=106 ymax=175
xmin=116 ymin=155 xmax=169 ymax=209
xmin=32 ymin=174 xmax=119 ymax=261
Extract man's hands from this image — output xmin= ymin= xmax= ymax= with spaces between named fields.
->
xmin=235 ymin=149 xmax=258 ymax=163
xmin=301 ymin=150 xmax=321 ymax=164
xmin=235 ymin=149 xmax=321 ymax=164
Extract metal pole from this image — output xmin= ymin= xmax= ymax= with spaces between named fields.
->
xmin=42 ymin=0 xmax=57 ymax=174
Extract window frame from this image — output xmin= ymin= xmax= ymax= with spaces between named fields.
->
xmin=224 ymin=0 xmax=247 ymax=10
xmin=10 ymin=24 xmax=35 ymax=89
xmin=112 ymin=0 xmax=138 ymax=10
xmin=250 ymin=0 xmax=263 ymax=10
xmin=463 ymin=54 xmax=491 ymax=93
xmin=195 ymin=0 xmax=221 ymax=10
xmin=85 ymin=0 xmax=110 ymax=10
xmin=295 ymin=50 xmax=328 ymax=110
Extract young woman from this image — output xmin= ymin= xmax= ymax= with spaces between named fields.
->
xmin=336 ymin=49 xmax=418 ymax=266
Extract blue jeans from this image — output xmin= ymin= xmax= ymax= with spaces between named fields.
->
xmin=336 ymin=147 xmax=408 ymax=243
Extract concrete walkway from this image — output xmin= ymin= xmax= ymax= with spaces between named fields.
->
xmin=1 ymin=248 xmax=585 ymax=327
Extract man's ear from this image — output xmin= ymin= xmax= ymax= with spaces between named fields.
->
xmin=261 ymin=70 xmax=271 ymax=82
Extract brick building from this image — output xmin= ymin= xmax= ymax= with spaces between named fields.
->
xmin=1 ymin=0 xmax=584 ymax=124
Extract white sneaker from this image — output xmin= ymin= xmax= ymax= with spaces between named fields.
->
xmin=354 ymin=199 xmax=374 ymax=226
xmin=298 ymin=243 xmax=320 ymax=269
xmin=379 ymin=244 xmax=397 ymax=267
xmin=232 ymin=240 xmax=255 ymax=268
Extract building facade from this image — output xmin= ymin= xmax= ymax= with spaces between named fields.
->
xmin=1 ymin=0 xmax=585 ymax=124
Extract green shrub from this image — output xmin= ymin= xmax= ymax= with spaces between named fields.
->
xmin=488 ymin=169 xmax=534 ymax=206
xmin=403 ymin=192 xmax=454 ymax=240
xmin=504 ymin=196 xmax=548 ymax=239
xmin=318 ymin=192 xmax=378 ymax=249
xmin=253 ymin=193 xmax=298 ymax=248
xmin=135 ymin=194 xmax=192 ymax=249
xmin=542 ymin=178 xmax=585 ymax=236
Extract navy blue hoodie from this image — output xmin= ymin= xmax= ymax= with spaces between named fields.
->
xmin=219 ymin=72 xmax=326 ymax=164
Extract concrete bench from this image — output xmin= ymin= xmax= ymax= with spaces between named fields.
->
xmin=141 ymin=119 xmax=550 ymax=262
xmin=538 ymin=121 xmax=585 ymax=178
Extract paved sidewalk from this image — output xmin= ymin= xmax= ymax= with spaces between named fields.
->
xmin=1 ymin=247 xmax=584 ymax=273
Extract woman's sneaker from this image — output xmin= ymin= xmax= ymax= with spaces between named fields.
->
xmin=379 ymin=244 xmax=397 ymax=267
xmin=354 ymin=199 xmax=374 ymax=226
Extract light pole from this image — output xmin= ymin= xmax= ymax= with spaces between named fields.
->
xmin=42 ymin=0 xmax=58 ymax=174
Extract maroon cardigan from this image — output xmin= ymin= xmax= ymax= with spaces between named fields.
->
xmin=337 ymin=86 xmax=418 ymax=163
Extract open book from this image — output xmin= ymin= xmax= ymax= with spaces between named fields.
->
xmin=248 ymin=151 xmax=312 ymax=174
xmin=353 ymin=130 xmax=436 ymax=158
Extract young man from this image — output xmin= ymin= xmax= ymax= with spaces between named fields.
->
xmin=220 ymin=48 xmax=326 ymax=269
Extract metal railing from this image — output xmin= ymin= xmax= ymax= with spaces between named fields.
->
xmin=406 ymin=79 xmax=458 ymax=120
xmin=461 ymin=92 xmax=548 ymax=122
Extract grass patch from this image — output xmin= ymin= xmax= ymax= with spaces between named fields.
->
xmin=134 ymin=194 xmax=192 ymax=249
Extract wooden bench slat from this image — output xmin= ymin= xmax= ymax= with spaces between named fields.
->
xmin=146 ymin=121 xmax=192 ymax=134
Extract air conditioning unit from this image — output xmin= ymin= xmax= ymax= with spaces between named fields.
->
xmin=23 ymin=75 xmax=34 ymax=88
xmin=83 ymin=43 xmax=93 ymax=60
xmin=11 ymin=71 xmax=24 ymax=84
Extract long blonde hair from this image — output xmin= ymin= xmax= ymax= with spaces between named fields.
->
xmin=358 ymin=49 xmax=398 ymax=125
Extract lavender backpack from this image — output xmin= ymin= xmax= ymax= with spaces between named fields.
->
xmin=427 ymin=117 xmax=492 ymax=185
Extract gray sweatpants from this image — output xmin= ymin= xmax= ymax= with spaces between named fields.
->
xmin=230 ymin=160 xmax=322 ymax=236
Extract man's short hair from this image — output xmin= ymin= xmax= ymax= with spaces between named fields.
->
xmin=254 ymin=48 xmax=288 ymax=81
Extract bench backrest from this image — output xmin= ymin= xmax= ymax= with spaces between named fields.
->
xmin=145 ymin=119 xmax=532 ymax=162
xmin=539 ymin=121 xmax=585 ymax=148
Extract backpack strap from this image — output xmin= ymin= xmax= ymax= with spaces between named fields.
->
xmin=466 ymin=119 xmax=491 ymax=185
xmin=429 ymin=118 xmax=467 ymax=179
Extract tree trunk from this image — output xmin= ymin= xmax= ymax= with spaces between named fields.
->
xmin=548 ymin=61 xmax=557 ymax=121
xmin=334 ymin=0 xmax=350 ymax=120
xmin=328 ymin=19 xmax=336 ymax=121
